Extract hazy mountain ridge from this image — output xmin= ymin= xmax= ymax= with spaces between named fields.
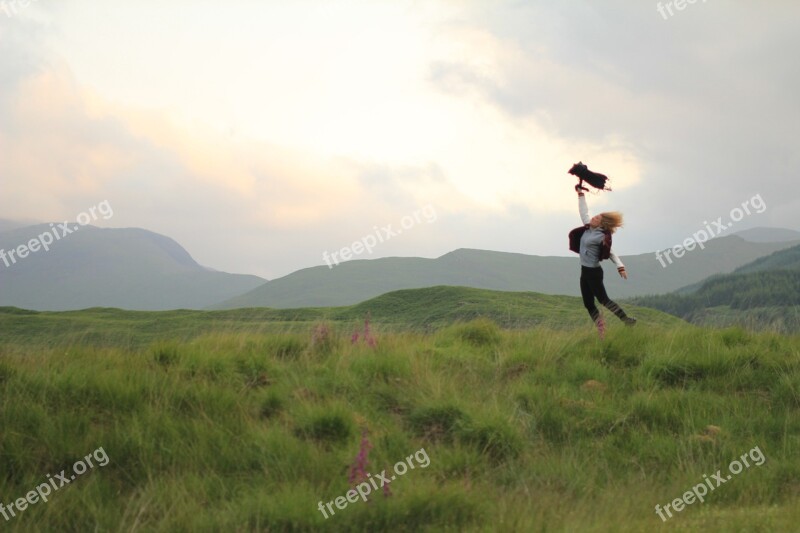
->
xmin=0 ymin=218 xmax=35 ymax=234
xmin=214 ymin=234 xmax=800 ymax=309
xmin=732 ymin=227 xmax=800 ymax=243
xmin=0 ymin=224 xmax=266 ymax=311
xmin=3 ymin=220 xmax=800 ymax=312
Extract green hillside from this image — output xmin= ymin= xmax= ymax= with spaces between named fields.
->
xmin=632 ymin=245 xmax=800 ymax=333
xmin=214 ymin=236 xmax=800 ymax=309
xmin=733 ymin=243 xmax=800 ymax=274
xmin=1 ymin=307 xmax=798 ymax=530
xmin=343 ymin=285 xmax=682 ymax=330
xmin=0 ymin=286 xmax=682 ymax=349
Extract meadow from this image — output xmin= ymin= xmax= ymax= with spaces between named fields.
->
xmin=1 ymin=288 xmax=799 ymax=532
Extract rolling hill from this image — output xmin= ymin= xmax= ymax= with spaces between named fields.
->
xmin=4 ymin=219 xmax=800 ymax=313
xmin=0 ymin=285 xmax=684 ymax=347
xmin=631 ymin=244 xmax=800 ymax=332
xmin=214 ymin=235 xmax=800 ymax=309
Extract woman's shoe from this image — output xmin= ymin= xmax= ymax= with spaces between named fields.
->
xmin=595 ymin=317 xmax=606 ymax=339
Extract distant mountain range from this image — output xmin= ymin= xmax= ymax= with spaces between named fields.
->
xmin=215 ymin=232 xmax=800 ymax=309
xmin=0 ymin=218 xmax=29 ymax=234
xmin=0 ymin=224 xmax=265 ymax=311
xmin=728 ymin=227 xmax=800 ymax=243
xmin=2 ymin=220 xmax=799 ymax=312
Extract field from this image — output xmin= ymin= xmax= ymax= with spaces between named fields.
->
xmin=1 ymin=288 xmax=799 ymax=532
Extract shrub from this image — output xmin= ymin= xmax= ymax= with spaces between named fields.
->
xmin=296 ymin=410 xmax=353 ymax=444
xmin=270 ymin=336 xmax=306 ymax=360
xmin=455 ymin=318 xmax=502 ymax=347
xmin=721 ymin=326 xmax=751 ymax=347
xmin=259 ymin=392 xmax=284 ymax=419
xmin=407 ymin=405 xmax=470 ymax=442
xmin=459 ymin=419 xmax=523 ymax=462
xmin=152 ymin=342 xmax=180 ymax=367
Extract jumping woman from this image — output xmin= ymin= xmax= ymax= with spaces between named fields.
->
xmin=569 ymin=183 xmax=636 ymax=338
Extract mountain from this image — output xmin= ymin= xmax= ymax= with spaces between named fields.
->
xmin=0 ymin=219 xmax=28 ymax=234
xmin=630 ymin=244 xmax=800 ymax=332
xmin=732 ymin=227 xmax=800 ymax=243
xmin=732 ymin=244 xmax=800 ymax=274
xmin=0 ymin=225 xmax=265 ymax=311
xmin=214 ymin=235 xmax=800 ymax=309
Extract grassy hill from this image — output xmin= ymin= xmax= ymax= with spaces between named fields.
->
xmin=0 ymin=225 xmax=265 ymax=311
xmin=343 ymin=285 xmax=682 ymax=330
xmin=0 ymin=286 xmax=682 ymax=349
xmin=734 ymin=243 xmax=800 ymax=273
xmin=0 ymin=302 xmax=798 ymax=531
xmin=214 ymin=236 xmax=800 ymax=309
xmin=632 ymin=245 xmax=800 ymax=333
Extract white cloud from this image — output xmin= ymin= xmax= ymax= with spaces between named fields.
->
xmin=1 ymin=0 xmax=798 ymax=279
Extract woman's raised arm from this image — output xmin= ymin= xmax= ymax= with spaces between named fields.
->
xmin=578 ymin=191 xmax=591 ymax=225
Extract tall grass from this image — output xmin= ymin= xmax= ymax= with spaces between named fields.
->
xmin=1 ymin=320 xmax=799 ymax=531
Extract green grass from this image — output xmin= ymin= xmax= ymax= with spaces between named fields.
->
xmin=1 ymin=290 xmax=799 ymax=531
xmin=0 ymin=285 xmax=683 ymax=349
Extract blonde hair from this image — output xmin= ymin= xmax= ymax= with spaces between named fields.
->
xmin=599 ymin=211 xmax=624 ymax=233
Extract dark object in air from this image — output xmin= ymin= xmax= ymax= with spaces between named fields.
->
xmin=569 ymin=162 xmax=612 ymax=192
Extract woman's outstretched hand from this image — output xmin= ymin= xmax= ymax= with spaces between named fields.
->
xmin=575 ymin=183 xmax=585 ymax=196
xmin=618 ymin=266 xmax=628 ymax=280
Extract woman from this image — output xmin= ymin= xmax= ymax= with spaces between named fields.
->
xmin=573 ymin=184 xmax=636 ymax=338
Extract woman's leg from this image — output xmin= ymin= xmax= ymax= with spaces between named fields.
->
xmin=587 ymin=268 xmax=634 ymax=322
xmin=580 ymin=268 xmax=600 ymax=322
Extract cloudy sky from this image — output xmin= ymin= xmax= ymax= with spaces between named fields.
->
xmin=2 ymin=1 xmax=798 ymax=279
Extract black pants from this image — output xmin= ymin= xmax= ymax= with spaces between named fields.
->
xmin=580 ymin=266 xmax=628 ymax=322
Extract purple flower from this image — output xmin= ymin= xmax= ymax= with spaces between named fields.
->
xmin=348 ymin=428 xmax=373 ymax=488
xmin=352 ymin=312 xmax=377 ymax=348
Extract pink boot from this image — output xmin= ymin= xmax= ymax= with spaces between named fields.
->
xmin=595 ymin=317 xmax=606 ymax=340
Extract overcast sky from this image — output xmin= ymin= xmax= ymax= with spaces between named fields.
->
xmin=2 ymin=1 xmax=798 ymax=279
